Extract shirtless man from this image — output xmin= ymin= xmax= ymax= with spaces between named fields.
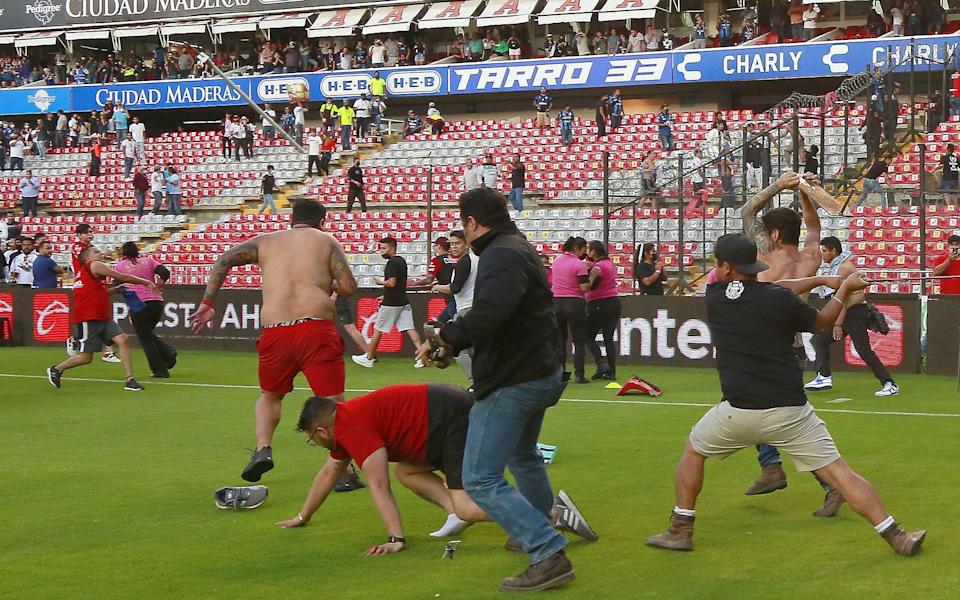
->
xmin=739 ymin=171 xmax=845 ymax=517
xmin=189 ymin=201 xmax=357 ymax=483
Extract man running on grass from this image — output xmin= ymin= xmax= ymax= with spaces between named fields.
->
xmin=47 ymin=246 xmax=158 ymax=391
xmin=66 ymin=223 xmax=121 ymax=364
xmin=189 ymin=201 xmax=358 ymax=485
xmin=645 ymin=234 xmax=925 ymax=557
xmin=739 ymin=170 xmax=844 ymax=517
xmin=277 ymin=383 xmax=597 ymax=555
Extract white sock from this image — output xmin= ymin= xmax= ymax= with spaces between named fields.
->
xmin=429 ymin=513 xmax=472 ymax=538
xmin=874 ymin=516 xmax=895 ymax=534
xmin=673 ymin=506 xmax=696 ymax=518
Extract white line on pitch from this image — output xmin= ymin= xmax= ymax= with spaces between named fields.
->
xmin=3 ymin=373 xmax=958 ymax=419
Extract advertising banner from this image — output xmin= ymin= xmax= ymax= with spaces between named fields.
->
xmin=1 ymin=286 xmax=921 ymax=375
xmin=923 ymin=295 xmax=960 ymax=376
xmin=72 ymin=76 xmax=252 ymax=111
xmin=4 ymin=86 xmax=72 ymax=116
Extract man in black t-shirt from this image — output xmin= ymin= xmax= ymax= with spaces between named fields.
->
xmin=857 ymin=154 xmax=890 ymax=207
xmin=936 ymin=143 xmax=959 ymax=207
xmin=646 ymin=234 xmax=925 ymax=558
xmin=346 ymin=158 xmax=367 ymax=212
xmin=352 ymin=236 xmax=423 ymax=369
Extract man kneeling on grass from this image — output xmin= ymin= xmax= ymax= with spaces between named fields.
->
xmin=277 ymin=383 xmax=597 ymax=555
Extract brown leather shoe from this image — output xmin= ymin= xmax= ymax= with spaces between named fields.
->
xmin=645 ymin=513 xmax=694 ymax=551
xmin=812 ymin=489 xmax=845 ymax=518
xmin=504 ymin=537 xmax=524 ymax=553
xmin=744 ymin=464 xmax=788 ymax=495
xmin=499 ymin=550 xmax=575 ymax=592
xmin=881 ymin=524 xmax=926 ymax=556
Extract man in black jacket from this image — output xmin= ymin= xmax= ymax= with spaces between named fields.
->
xmin=417 ymin=187 xmax=575 ymax=593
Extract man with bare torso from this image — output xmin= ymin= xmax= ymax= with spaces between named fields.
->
xmin=189 ymin=201 xmax=357 ymax=483
xmin=739 ymin=171 xmax=845 ymax=517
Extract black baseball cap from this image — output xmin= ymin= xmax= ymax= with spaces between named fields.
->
xmin=715 ymin=234 xmax=767 ymax=275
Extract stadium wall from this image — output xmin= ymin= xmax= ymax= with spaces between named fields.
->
xmin=0 ymin=287 xmax=925 ymax=374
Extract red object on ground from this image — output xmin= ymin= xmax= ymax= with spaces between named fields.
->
xmin=616 ymin=376 xmax=663 ymax=397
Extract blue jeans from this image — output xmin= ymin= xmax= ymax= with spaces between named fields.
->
xmin=263 ymin=125 xmax=275 ymax=140
xmin=152 ymin=191 xmax=163 ymax=214
xmin=116 ymin=128 xmax=127 ymax=146
xmin=462 ymin=369 xmax=568 ymax=564
xmin=508 ymin=187 xmax=524 ymax=211
xmin=259 ymin=193 xmax=277 ymax=214
xmin=659 ymin=129 xmax=673 ymax=151
xmin=135 ymin=190 xmax=146 ymax=216
xmin=561 ymin=127 xmax=573 ymax=146
xmin=124 ymin=157 xmax=134 ymax=178
xmin=167 ymin=193 xmax=182 ymax=215
xmin=341 ymin=125 xmax=352 ymax=150
xmin=437 ymin=296 xmax=457 ymax=324
xmin=857 ymin=178 xmax=886 ymax=206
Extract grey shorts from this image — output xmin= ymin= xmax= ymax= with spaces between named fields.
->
xmin=74 ymin=320 xmax=123 ymax=354
xmin=689 ymin=401 xmax=841 ymax=472
xmin=374 ymin=304 xmax=414 ymax=333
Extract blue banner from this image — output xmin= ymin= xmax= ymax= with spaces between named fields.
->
xmin=311 ymin=67 xmax=447 ymax=100
xmin=672 ymin=34 xmax=960 ymax=85
xmin=448 ymin=53 xmax=672 ymax=95
xmin=72 ymin=77 xmax=254 ymax=112
xmin=4 ymin=86 xmax=72 ymax=116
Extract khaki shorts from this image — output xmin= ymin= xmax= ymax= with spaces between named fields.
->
xmin=536 ymin=111 xmax=550 ymax=127
xmin=689 ymin=402 xmax=840 ymax=472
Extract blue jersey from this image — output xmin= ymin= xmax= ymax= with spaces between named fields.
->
xmin=534 ymin=93 xmax=553 ymax=112
xmin=608 ymin=96 xmax=623 ymax=117
xmin=557 ymin=110 xmax=574 ymax=129
xmin=657 ymin=112 xmax=674 ymax=131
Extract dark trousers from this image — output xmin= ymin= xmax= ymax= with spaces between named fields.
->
xmin=221 ymin=136 xmax=232 ymax=158
xmin=812 ymin=303 xmax=893 ymax=384
xmin=437 ymin=296 xmax=457 ymax=324
xmin=89 ymin=156 xmax=101 ymax=176
xmin=586 ymin=297 xmax=621 ymax=375
xmin=131 ymin=301 xmax=177 ymax=376
xmin=346 ymin=187 xmax=367 ymax=212
xmin=21 ymin=196 xmax=39 ymax=217
xmin=596 ymin=118 xmax=606 ymax=138
xmin=319 ymin=152 xmax=332 ymax=176
xmin=307 ymin=154 xmax=322 ymax=176
xmin=554 ymin=297 xmax=587 ymax=378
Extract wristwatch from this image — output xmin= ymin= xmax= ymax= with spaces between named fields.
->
xmin=387 ymin=536 xmax=406 ymax=544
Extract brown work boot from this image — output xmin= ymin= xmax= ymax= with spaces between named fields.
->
xmin=744 ymin=464 xmax=788 ymax=495
xmin=812 ymin=489 xmax=845 ymax=518
xmin=504 ymin=537 xmax=524 ymax=553
xmin=645 ymin=513 xmax=695 ymax=551
xmin=881 ymin=524 xmax=926 ymax=556
xmin=499 ymin=550 xmax=575 ymax=592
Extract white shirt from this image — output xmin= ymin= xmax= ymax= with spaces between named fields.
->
xmin=803 ymin=8 xmax=819 ymax=28
xmin=2 ymin=249 xmax=16 ymax=282
xmin=56 ymin=115 xmax=68 ymax=131
xmin=10 ymin=140 xmax=24 ymax=159
xmin=891 ymin=7 xmax=903 ymax=26
xmin=353 ymin=99 xmax=371 ymax=118
xmin=370 ymin=45 xmax=386 ymax=64
xmin=129 ymin=122 xmax=145 ymax=142
xmin=307 ymin=135 xmax=322 ymax=155
xmin=11 ymin=251 xmax=36 ymax=286
xmin=462 ymin=166 xmax=482 ymax=191
xmin=294 ymin=106 xmax=306 ymax=125
xmin=231 ymin=122 xmax=246 ymax=140
xmin=261 ymin=108 xmax=276 ymax=128
xmin=121 ymin=139 xmax=137 ymax=159
xmin=150 ymin=171 xmax=165 ymax=193
xmin=453 ymin=251 xmax=479 ymax=311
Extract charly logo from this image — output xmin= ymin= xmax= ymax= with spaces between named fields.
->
xmin=34 ymin=296 xmax=70 ymax=339
xmin=28 ymin=89 xmax=56 ymax=112
xmin=25 ymin=0 xmax=62 ymax=25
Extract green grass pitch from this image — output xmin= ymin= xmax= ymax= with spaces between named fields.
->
xmin=2 ymin=347 xmax=958 ymax=599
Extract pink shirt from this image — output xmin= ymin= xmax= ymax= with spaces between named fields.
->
xmin=114 ymin=256 xmax=164 ymax=302
xmin=706 ymin=267 xmax=719 ymax=284
xmin=551 ymin=252 xmax=588 ymax=298
xmin=585 ymin=259 xmax=618 ymax=302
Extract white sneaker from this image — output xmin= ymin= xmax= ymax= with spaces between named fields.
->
xmin=351 ymin=354 xmax=375 ymax=368
xmin=102 ymin=351 xmax=121 ymax=363
xmin=66 ymin=337 xmax=78 ymax=357
xmin=804 ymin=374 xmax=833 ymax=391
xmin=414 ymin=359 xmax=425 ymax=368
xmin=874 ymin=381 xmax=899 ymax=397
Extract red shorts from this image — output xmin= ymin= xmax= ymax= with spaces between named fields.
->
xmin=257 ymin=319 xmax=345 ymax=397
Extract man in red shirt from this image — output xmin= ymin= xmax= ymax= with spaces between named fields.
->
xmin=931 ymin=234 xmax=960 ymax=294
xmin=68 ymin=224 xmax=122 ymax=363
xmin=277 ymin=384 xmax=597 ymax=555
xmin=47 ymin=245 xmax=158 ymax=391
xmin=318 ymin=132 xmax=336 ymax=176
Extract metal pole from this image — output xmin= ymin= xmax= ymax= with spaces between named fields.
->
xmin=819 ymin=104 xmax=826 ymax=181
xmin=603 ymin=150 xmax=610 ymax=249
xmin=675 ymin=154 xmax=685 ymax=295
xmin=632 ymin=199 xmax=637 ymax=293
xmin=919 ymin=143 xmax=927 ymax=295
xmin=792 ymin=111 xmax=800 ymax=175
xmin=741 ymin=127 xmax=748 ymax=206
xmin=843 ymin=100 xmax=850 ymax=185
xmin=910 ymin=39 xmax=916 ymax=134
xmin=943 ymin=41 xmax=950 ymax=127
xmin=195 ymin=50 xmax=306 ymax=154
xmin=426 ymin=167 xmax=434 ymax=268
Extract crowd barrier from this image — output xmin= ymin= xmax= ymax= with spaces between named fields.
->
xmin=0 ymin=285 xmax=927 ymax=375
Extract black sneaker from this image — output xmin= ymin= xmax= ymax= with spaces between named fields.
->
xmin=242 ymin=446 xmax=274 ymax=482
xmin=46 ymin=366 xmax=62 ymax=389
xmin=166 ymin=350 xmax=178 ymax=370
xmin=333 ymin=471 xmax=366 ymax=492
xmin=151 ymin=372 xmax=170 ymax=378
xmin=124 ymin=377 xmax=144 ymax=392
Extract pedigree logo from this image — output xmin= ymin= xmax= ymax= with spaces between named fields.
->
xmin=26 ymin=0 xmax=62 ymax=25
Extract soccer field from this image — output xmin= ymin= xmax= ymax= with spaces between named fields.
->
xmin=3 ymin=347 xmax=958 ymax=600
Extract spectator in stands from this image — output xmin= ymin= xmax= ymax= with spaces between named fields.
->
xmin=19 ymin=171 xmax=41 ymax=218
xmin=558 ymin=106 xmax=575 ymax=146
xmin=744 ymin=125 xmax=764 ymax=192
xmin=259 ymin=165 xmax=278 ymax=215
xmin=284 ymin=42 xmax=302 ymax=73
xmin=306 ymin=130 xmax=323 ymax=178
xmin=643 ymin=25 xmax=661 ymax=51
xmin=862 ymin=105 xmax=883 ymax=161
xmin=935 ymin=143 xmax=959 ymax=207
xmin=230 ymin=117 xmax=246 ymax=161
xmin=369 ymin=39 xmax=387 ymax=68
xmin=113 ymin=105 xmax=129 ymax=147
xmin=243 ymin=116 xmax=255 ymax=159
xmin=319 ymin=132 xmax=336 ymax=177
xmin=857 ymin=152 xmax=891 ymax=207
xmin=353 ymin=94 xmax=372 ymax=137
xmin=508 ymin=155 xmax=526 ymax=212
xmin=803 ymin=145 xmax=820 ymax=177
xmin=346 ymin=158 xmax=367 ymax=213
xmin=929 ymin=89 xmax=945 ymax=133
xmin=403 ymin=110 xmax=424 ymax=138
xmin=426 ymin=102 xmax=445 ymax=135
xmin=657 ymin=104 xmax=674 ymax=151
xmin=31 ymin=119 xmax=47 ymax=160
xmin=338 ymin=100 xmax=356 ymax=150
xmin=115 ymin=241 xmax=175 ymax=378
xmin=544 ymin=34 xmax=559 ymax=58
xmin=293 ymin=102 xmax=307 ymax=146
xmin=802 ymin=3 xmax=820 ymax=40
xmin=506 ymin=35 xmax=522 ymax=61
xmin=635 ymin=242 xmax=666 ymax=295
xmin=626 ymin=28 xmax=643 ymax=53
xmin=662 ymin=27 xmax=677 ymax=50
xmin=890 ymin=2 xmax=905 ymax=36
xmin=319 ymin=98 xmax=338 ymax=133
xmin=927 ymin=0 xmax=946 ymax=34
xmin=719 ymin=158 xmax=736 ymax=209
xmin=0 ymin=128 xmax=8 ymax=170
xmin=906 ymin=0 xmax=923 ymax=36
xmin=884 ymin=84 xmax=901 ymax=149
xmin=164 ymin=165 xmax=183 ymax=216
xmin=481 ymin=154 xmax=499 ymax=189
xmin=89 ymin=136 xmax=103 ymax=176
xmin=262 ymin=104 xmax=277 ymax=140
xmin=788 ymin=0 xmax=804 ymax=39
xmin=575 ymin=32 xmax=590 ymax=56
xmin=692 ymin=13 xmax=707 ymax=48
xmin=54 ymin=110 xmax=68 ymax=149
xmin=371 ymin=95 xmax=387 ymax=135
xmin=221 ymin=115 xmax=233 ymax=158
xmin=355 ymin=40 xmax=369 ymax=68
xmin=121 ymin=133 xmax=137 ymax=179
xmin=9 ymin=134 xmax=25 ymax=171
xmin=398 ymin=38 xmax=411 ymax=66
xmin=129 ymin=116 xmax=146 ymax=161
xmin=534 ymin=87 xmax=553 ymax=129
xmin=584 ymin=240 xmax=620 ymax=381
xmin=2 ymin=238 xmax=20 ymax=283
xmin=132 ymin=167 xmax=150 ymax=218
xmin=32 ymin=240 xmax=62 ymax=289
xmin=150 ymin=166 xmax=165 ymax=214
xmin=596 ymin=93 xmax=609 ymax=138
xmin=463 ymin=158 xmax=483 ymax=191
xmin=369 ymin=71 xmax=387 ymax=99
xmin=607 ymin=28 xmax=622 ymax=55
xmin=931 ymin=234 xmax=960 ymax=292
xmin=10 ymin=236 xmax=36 ymax=287
xmin=718 ymin=12 xmax=734 ymax=47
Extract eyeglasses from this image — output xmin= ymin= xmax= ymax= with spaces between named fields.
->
xmin=306 ymin=428 xmax=322 ymax=446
